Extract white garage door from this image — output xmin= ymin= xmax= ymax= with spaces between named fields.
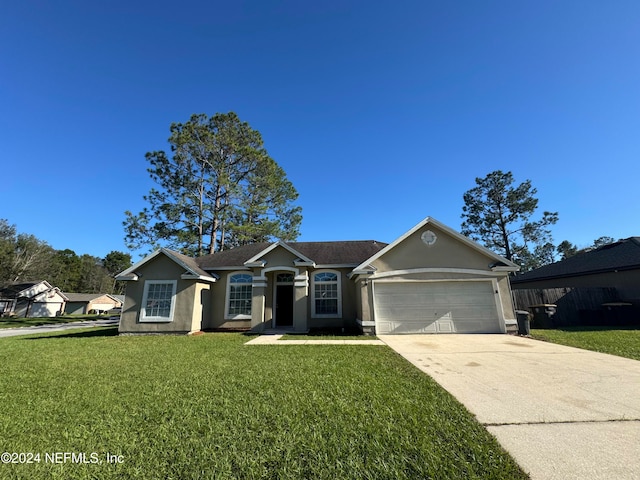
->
xmin=374 ymin=281 xmax=501 ymax=334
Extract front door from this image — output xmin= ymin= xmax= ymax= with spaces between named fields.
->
xmin=275 ymin=285 xmax=294 ymax=327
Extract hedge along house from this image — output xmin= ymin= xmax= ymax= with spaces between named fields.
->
xmin=116 ymin=217 xmax=519 ymax=335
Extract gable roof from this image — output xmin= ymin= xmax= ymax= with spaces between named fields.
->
xmin=116 ymin=248 xmax=217 ymax=282
xmin=243 ymin=241 xmax=315 ymax=266
xmin=353 ymin=216 xmax=519 ymax=273
xmin=64 ymin=293 xmax=118 ymax=303
xmin=511 ymin=237 xmax=640 ymax=284
xmin=0 ymin=281 xmax=52 ymax=299
xmin=196 ymin=241 xmax=388 ymax=269
xmin=0 ymin=281 xmax=68 ymax=302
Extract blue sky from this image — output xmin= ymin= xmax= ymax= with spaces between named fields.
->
xmin=1 ymin=1 xmax=638 ymax=259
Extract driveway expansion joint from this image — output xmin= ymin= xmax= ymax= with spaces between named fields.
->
xmin=483 ymin=418 xmax=640 ymax=427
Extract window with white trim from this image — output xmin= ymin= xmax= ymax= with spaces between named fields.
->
xmin=312 ymin=270 xmax=342 ymax=318
xmin=226 ymin=273 xmax=253 ymax=319
xmin=140 ymin=280 xmax=177 ymax=322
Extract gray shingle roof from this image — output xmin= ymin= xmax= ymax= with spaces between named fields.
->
xmin=195 ymin=241 xmax=388 ymax=269
xmin=163 ymin=249 xmax=212 ymax=278
xmin=511 ymin=237 xmax=640 ymax=283
xmin=64 ymin=293 xmax=107 ymax=303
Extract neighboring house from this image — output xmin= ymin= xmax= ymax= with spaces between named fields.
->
xmin=510 ymin=237 xmax=640 ymax=325
xmin=64 ymin=293 xmax=123 ymax=314
xmin=116 ymin=217 xmax=519 ymax=335
xmin=0 ymin=281 xmax=68 ymax=318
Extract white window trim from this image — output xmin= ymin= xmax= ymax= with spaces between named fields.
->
xmin=140 ymin=280 xmax=177 ymax=323
xmin=311 ymin=269 xmax=342 ymax=318
xmin=225 ymin=272 xmax=253 ymax=320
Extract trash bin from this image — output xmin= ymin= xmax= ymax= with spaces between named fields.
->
xmin=515 ymin=310 xmax=530 ymax=335
xmin=529 ymin=304 xmax=557 ymax=329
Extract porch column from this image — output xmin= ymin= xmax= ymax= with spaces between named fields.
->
xmin=293 ymin=271 xmax=309 ymax=332
xmin=251 ymin=275 xmax=267 ymax=331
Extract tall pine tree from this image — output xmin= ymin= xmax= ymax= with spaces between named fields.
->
xmin=124 ymin=113 xmax=302 ymax=256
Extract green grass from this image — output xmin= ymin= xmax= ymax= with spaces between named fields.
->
xmin=531 ymin=326 xmax=640 ymax=361
xmin=0 ymin=330 xmax=526 ymax=479
xmin=280 ymin=334 xmax=377 ymax=340
xmin=281 ymin=327 xmax=377 ymax=340
xmin=0 ymin=314 xmax=110 ymax=329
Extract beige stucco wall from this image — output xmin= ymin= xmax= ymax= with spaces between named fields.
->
xmin=205 ymin=244 xmax=361 ymax=331
xmin=364 ymin=224 xmax=518 ymax=327
xmin=191 ymin=283 xmax=211 ymax=332
xmin=119 ymin=254 xmax=201 ymax=334
xmin=497 ymin=276 xmax=516 ymax=319
xmin=205 ymin=270 xmax=252 ymax=330
xmin=372 ymin=224 xmax=496 ymax=272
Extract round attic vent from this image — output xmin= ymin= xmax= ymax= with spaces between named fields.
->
xmin=421 ymin=230 xmax=437 ymax=246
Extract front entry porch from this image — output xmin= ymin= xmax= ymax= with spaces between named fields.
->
xmin=250 ymin=269 xmax=309 ymax=333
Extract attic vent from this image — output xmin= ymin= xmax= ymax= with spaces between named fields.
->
xmin=421 ymin=230 xmax=437 ymax=246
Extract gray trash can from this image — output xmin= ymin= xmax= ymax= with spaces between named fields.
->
xmin=530 ymin=304 xmax=557 ymax=329
xmin=515 ymin=310 xmax=530 ymax=335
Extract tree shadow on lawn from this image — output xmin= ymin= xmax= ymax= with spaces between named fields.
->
xmin=20 ymin=327 xmax=119 ymax=340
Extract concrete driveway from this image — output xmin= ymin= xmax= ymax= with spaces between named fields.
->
xmin=379 ymin=334 xmax=640 ymax=480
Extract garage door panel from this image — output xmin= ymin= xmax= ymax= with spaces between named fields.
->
xmin=374 ymin=281 xmax=501 ymax=334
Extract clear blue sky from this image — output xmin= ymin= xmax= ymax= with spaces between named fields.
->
xmin=2 ymin=1 xmax=638 ymax=259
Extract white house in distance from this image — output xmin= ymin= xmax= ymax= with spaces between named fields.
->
xmin=0 ymin=281 xmax=68 ymax=318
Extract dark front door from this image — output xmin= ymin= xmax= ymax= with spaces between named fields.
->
xmin=275 ymin=285 xmax=294 ymax=327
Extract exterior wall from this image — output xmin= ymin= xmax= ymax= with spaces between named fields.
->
xmin=28 ymin=290 xmax=67 ymax=317
xmin=371 ymin=224 xmax=494 ymax=273
xmin=88 ymin=295 xmax=119 ymax=312
xmin=119 ymin=254 xmax=199 ymax=334
xmin=191 ymin=283 xmax=211 ymax=332
xmin=65 ymin=296 xmax=120 ymax=314
xmin=205 ymin=270 xmax=252 ymax=330
xmin=28 ymin=301 xmax=64 ymax=317
xmin=260 ymin=247 xmax=300 ymax=267
xmin=497 ymin=276 xmax=516 ymax=320
xmin=363 ymin=224 xmax=517 ymax=332
xmin=206 ymin=250 xmax=360 ymax=332
xmin=20 ymin=282 xmax=51 ymax=300
xmin=307 ymin=267 xmax=358 ymax=330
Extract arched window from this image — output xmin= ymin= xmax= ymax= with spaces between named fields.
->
xmin=226 ymin=273 xmax=253 ymax=319
xmin=311 ymin=270 xmax=341 ymax=318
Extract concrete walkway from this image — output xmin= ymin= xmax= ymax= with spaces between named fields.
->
xmin=245 ymin=334 xmax=384 ymax=345
xmin=0 ymin=318 xmax=119 ymax=338
xmin=379 ymin=334 xmax=640 ymax=480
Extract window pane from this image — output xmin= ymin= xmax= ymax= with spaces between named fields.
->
xmin=276 ymin=273 xmax=294 ymax=283
xmin=315 ymin=272 xmax=337 ymax=282
xmin=229 ymin=276 xmax=252 ymax=316
xmin=230 ymin=274 xmax=252 ymax=284
xmin=145 ymin=283 xmax=174 ymax=319
xmin=315 ymin=282 xmax=338 ymax=315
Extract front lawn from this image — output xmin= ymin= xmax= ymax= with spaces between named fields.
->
xmin=0 ymin=314 xmax=109 ymax=329
xmin=0 ymin=330 xmax=526 ymax=479
xmin=531 ymin=326 xmax=640 ymax=361
xmin=282 ymin=327 xmax=376 ymax=340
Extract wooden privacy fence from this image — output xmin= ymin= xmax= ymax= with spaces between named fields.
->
xmin=511 ymin=287 xmax=634 ymax=327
